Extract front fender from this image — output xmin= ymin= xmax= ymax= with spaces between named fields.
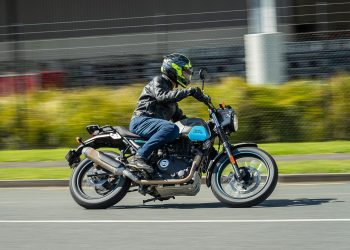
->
xmin=205 ymin=142 xmax=258 ymax=187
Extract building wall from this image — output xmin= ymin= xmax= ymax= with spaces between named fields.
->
xmin=0 ymin=0 xmax=250 ymax=61
xmin=292 ymin=0 xmax=350 ymax=34
xmin=1 ymin=0 xmax=247 ymax=40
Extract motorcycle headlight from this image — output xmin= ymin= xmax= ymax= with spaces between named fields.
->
xmin=232 ymin=113 xmax=238 ymax=132
xmin=217 ymin=106 xmax=238 ymax=134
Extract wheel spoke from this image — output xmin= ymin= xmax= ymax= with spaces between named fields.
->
xmin=211 ymin=149 xmax=277 ymax=208
xmin=78 ymin=163 xmax=121 ymax=199
xmin=218 ymin=155 xmax=269 ymax=200
xmin=257 ymin=163 xmax=263 ymax=171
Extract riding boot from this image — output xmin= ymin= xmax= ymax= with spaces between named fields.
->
xmin=132 ymin=154 xmax=154 ymax=174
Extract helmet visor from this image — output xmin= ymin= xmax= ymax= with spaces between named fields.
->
xmin=183 ymin=67 xmax=193 ymax=84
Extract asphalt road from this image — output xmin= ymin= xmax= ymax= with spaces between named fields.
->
xmin=0 ymin=183 xmax=349 ymax=250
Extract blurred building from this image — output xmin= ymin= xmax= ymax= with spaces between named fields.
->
xmin=1 ymin=0 xmax=350 ymax=88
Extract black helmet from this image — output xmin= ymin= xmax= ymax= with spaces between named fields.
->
xmin=161 ymin=53 xmax=193 ymax=88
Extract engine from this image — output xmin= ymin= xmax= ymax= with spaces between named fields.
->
xmin=152 ymin=117 xmax=210 ymax=179
xmin=146 ymin=118 xmax=209 ymax=197
xmin=151 ymin=137 xmax=192 ymax=178
xmin=149 ymin=138 xmax=202 ymax=197
xmin=153 ymin=156 xmax=199 ymax=197
xmin=156 ymin=155 xmax=191 ymax=179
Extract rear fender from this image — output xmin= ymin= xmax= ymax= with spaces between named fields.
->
xmin=66 ymin=133 xmax=126 ymax=168
xmin=205 ymin=142 xmax=258 ymax=187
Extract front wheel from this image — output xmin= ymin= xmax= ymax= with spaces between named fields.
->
xmin=211 ymin=147 xmax=278 ymax=207
xmin=70 ymin=151 xmax=131 ymax=209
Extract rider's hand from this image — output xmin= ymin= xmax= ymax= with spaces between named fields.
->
xmin=190 ymin=87 xmax=205 ymax=100
xmin=190 ymin=87 xmax=202 ymax=96
xmin=189 ymin=87 xmax=211 ymax=103
xmin=197 ymin=94 xmax=210 ymax=104
xmin=202 ymin=94 xmax=211 ymax=104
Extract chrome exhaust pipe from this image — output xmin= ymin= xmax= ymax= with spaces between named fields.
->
xmin=82 ymin=147 xmax=124 ymax=175
xmin=83 ymin=147 xmax=203 ymax=185
xmin=83 ymin=147 xmax=140 ymax=183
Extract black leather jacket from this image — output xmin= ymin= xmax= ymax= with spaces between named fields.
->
xmin=132 ymin=74 xmax=192 ymax=122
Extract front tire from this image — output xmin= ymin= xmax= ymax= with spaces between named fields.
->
xmin=211 ymin=147 xmax=278 ymax=207
xmin=70 ymin=151 xmax=131 ymax=209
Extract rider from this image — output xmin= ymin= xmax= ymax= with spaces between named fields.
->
xmin=129 ymin=53 xmax=206 ymax=173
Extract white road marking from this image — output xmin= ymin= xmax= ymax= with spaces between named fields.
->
xmin=0 ymin=219 xmax=350 ymax=223
xmin=279 ymin=182 xmax=349 ymax=186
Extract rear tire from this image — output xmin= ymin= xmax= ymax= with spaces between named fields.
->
xmin=211 ymin=147 xmax=278 ymax=207
xmin=70 ymin=151 xmax=131 ymax=209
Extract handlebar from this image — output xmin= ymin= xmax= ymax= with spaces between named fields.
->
xmin=203 ymin=94 xmax=215 ymax=109
xmin=191 ymin=87 xmax=215 ymax=109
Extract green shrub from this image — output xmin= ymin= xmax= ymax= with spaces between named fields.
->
xmin=0 ymin=75 xmax=349 ymax=149
xmin=328 ymin=75 xmax=350 ymax=139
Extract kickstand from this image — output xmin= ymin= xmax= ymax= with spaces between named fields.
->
xmin=143 ymin=196 xmax=175 ymax=204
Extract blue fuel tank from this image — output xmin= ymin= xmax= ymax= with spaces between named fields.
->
xmin=175 ymin=118 xmax=211 ymax=142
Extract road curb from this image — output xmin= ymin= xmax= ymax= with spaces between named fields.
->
xmin=0 ymin=174 xmax=349 ymax=188
xmin=277 ymin=173 xmax=350 ymax=183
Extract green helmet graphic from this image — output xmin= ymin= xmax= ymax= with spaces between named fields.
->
xmin=161 ymin=53 xmax=193 ymax=88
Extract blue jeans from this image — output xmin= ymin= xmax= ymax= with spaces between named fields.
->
xmin=129 ymin=116 xmax=179 ymax=159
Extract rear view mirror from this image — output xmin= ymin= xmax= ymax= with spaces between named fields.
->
xmin=199 ymin=68 xmax=208 ymax=81
xmin=199 ymin=67 xmax=209 ymax=90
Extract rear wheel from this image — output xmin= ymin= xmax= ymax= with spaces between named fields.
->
xmin=70 ymin=151 xmax=131 ymax=209
xmin=211 ymin=147 xmax=278 ymax=207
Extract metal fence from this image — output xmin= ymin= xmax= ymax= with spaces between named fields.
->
xmin=1 ymin=1 xmax=350 ymax=148
xmin=1 ymin=1 xmax=350 ymax=88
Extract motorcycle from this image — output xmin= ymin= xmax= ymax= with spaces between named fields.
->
xmin=65 ymin=68 xmax=278 ymax=209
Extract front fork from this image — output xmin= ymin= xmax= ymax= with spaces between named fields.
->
xmin=210 ymin=110 xmax=243 ymax=180
xmin=222 ymin=141 xmax=243 ymax=180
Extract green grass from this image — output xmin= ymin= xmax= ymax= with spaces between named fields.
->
xmin=278 ymin=160 xmax=350 ymax=174
xmin=0 ymin=141 xmax=349 ymax=162
xmin=0 ymin=148 xmax=70 ymax=162
xmin=259 ymin=141 xmax=350 ymax=155
xmin=0 ymin=167 xmax=71 ymax=180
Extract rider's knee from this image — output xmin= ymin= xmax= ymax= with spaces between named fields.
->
xmin=166 ymin=123 xmax=179 ymax=141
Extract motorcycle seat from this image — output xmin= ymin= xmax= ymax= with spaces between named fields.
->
xmin=113 ymin=126 xmax=145 ymax=139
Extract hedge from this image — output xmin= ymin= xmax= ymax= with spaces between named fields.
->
xmin=0 ymin=75 xmax=349 ymax=149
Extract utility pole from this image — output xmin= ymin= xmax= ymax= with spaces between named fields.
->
xmin=245 ymin=0 xmax=285 ymax=84
xmin=6 ymin=0 xmax=21 ymax=77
